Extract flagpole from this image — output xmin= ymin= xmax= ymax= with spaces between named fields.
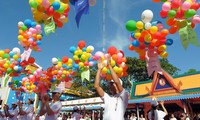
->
xmin=102 ymin=0 xmax=106 ymax=52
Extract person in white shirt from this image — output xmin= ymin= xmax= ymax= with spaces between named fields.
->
xmin=170 ymin=113 xmax=177 ymax=120
xmin=148 ymin=99 xmax=168 ymax=120
xmin=4 ymin=102 xmax=18 ymax=120
xmin=139 ymin=114 xmax=145 ymax=120
xmin=18 ymin=98 xmax=35 ymax=120
xmin=94 ymin=55 xmax=129 ymax=120
xmin=36 ymin=87 xmax=62 ymax=120
xmin=0 ymin=111 xmax=6 ymax=120
xmin=71 ymin=106 xmax=82 ymax=120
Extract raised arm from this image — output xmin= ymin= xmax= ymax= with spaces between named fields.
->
xmin=18 ymin=102 xmax=26 ymax=115
xmin=107 ymin=55 xmax=123 ymax=93
xmin=160 ymin=101 xmax=168 ymax=115
xmin=94 ymin=59 xmax=105 ymax=97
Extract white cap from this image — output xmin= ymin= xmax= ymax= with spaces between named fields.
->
xmin=73 ymin=106 xmax=79 ymax=110
xmin=151 ymin=99 xmax=158 ymax=106
xmin=52 ymin=87 xmax=62 ymax=94
xmin=12 ymin=102 xmax=17 ymax=105
xmin=109 ymin=78 xmax=123 ymax=85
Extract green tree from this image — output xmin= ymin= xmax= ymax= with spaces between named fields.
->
xmin=126 ymin=57 xmax=180 ymax=82
xmin=184 ymin=69 xmax=197 ymax=74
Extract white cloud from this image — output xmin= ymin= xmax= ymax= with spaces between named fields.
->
xmin=105 ymin=0 xmax=149 ymax=50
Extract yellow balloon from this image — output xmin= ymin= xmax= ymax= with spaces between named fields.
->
xmin=136 ymin=21 xmax=144 ymax=29
xmin=13 ymin=55 xmax=19 ymax=60
xmin=158 ymin=45 xmax=167 ymax=51
xmin=144 ymin=34 xmax=152 ymax=42
xmin=150 ymin=26 xmax=158 ymax=34
xmin=0 ymin=50 xmax=5 ymax=57
xmin=18 ymin=35 xmax=24 ymax=41
xmin=160 ymin=51 xmax=168 ymax=58
xmin=111 ymin=60 xmax=116 ymax=67
xmin=102 ymin=67 xmax=108 ymax=74
xmin=3 ymin=64 xmax=9 ymax=68
xmin=73 ymin=55 xmax=79 ymax=60
xmin=134 ymin=32 xmax=141 ymax=39
xmin=79 ymin=62 xmax=84 ymax=67
xmin=113 ymin=66 xmax=118 ymax=73
xmin=68 ymin=58 xmax=73 ymax=64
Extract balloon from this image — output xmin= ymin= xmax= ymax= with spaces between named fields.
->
xmin=136 ymin=21 xmax=144 ymax=29
xmin=78 ymin=40 xmax=86 ymax=49
xmin=87 ymin=45 xmax=94 ymax=52
xmin=162 ymin=2 xmax=171 ymax=11
xmin=168 ymin=10 xmax=176 ymax=18
xmin=182 ymin=1 xmax=191 ymax=11
xmin=52 ymin=1 xmax=60 ymax=10
xmin=28 ymin=57 xmax=35 ymax=64
xmin=12 ymin=47 xmax=21 ymax=55
xmin=126 ymin=20 xmax=137 ymax=31
xmin=52 ymin=57 xmax=58 ymax=65
xmin=141 ymin=10 xmax=153 ymax=23
xmin=165 ymin=39 xmax=173 ymax=46
xmin=107 ymin=46 xmax=117 ymax=56
xmin=145 ymin=22 xmax=152 ymax=30
xmin=192 ymin=15 xmax=200 ymax=24
xmin=69 ymin=46 xmax=76 ymax=53
xmin=132 ymin=40 xmax=140 ymax=47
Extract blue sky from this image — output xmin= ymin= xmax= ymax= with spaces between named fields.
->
xmin=0 ymin=0 xmax=200 ymax=75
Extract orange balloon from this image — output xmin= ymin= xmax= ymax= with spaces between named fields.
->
xmin=152 ymin=0 xmax=160 ymax=2
xmin=4 ymin=49 xmax=10 ymax=53
xmin=169 ymin=26 xmax=178 ymax=34
xmin=112 ymin=54 xmax=118 ymax=61
xmin=151 ymin=39 xmax=160 ymax=47
xmin=128 ymin=44 xmax=135 ymax=51
xmin=122 ymin=57 xmax=127 ymax=63
xmin=161 ymin=29 xmax=169 ymax=37
xmin=166 ymin=18 xmax=176 ymax=26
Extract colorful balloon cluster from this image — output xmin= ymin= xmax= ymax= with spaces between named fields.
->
xmin=0 ymin=48 xmax=23 ymax=77
xmin=18 ymin=19 xmax=43 ymax=51
xmin=50 ymin=56 xmax=74 ymax=82
xmin=29 ymin=0 xmax=70 ymax=28
xmin=126 ymin=10 xmax=173 ymax=60
xmin=69 ymin=40 xmax=96 ymax=72
xmin=94 ymin=46 xmax=128 ymax=80
xmin=152 ymin=0 xmax=200 ymax=34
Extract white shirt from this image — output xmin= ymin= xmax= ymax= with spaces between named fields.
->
xmin=71 ymin=112 xmax=82 ymax=120
xmin=21 ymin=104 xmax=34 ymax=120
xmin=148 ymin=110 xmax=166 ymax=120
xmin=170 ymin=118 xmax=177 ymax=120
xmin=101 ymin=89 xmax=129 ymax=120
xmin=8 ymin=108 xmax=18 ymax=120
xmin=44 ymin=101 xmax=62 ymax=120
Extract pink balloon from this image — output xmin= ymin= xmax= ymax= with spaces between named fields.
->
xmin=162 ymin=2 xmax=171 ymax=11
xmin=192 ymin=15 xmax=200 ymax=24
xmin=182 ymin=1 xmax=191 ymax=11
xmin=95 ymin=51 xmax=104 ymax=59
xmin=89 ymin=61 xmax=94 ymax=66
xmin=129 ymin=35 xmax=134 ymax=41
xmin=42 ymin=0 xmax=50 ymax=8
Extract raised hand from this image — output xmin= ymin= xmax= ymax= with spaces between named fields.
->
xmin=97 ymin=59 xmax=105 ymax=70
xmin=106 ymin=54 xmax=111 ymax=66
xmin=160 ymin=101 xmax=164 ymax=106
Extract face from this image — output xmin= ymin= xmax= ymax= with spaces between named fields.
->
xmin=12 ymin=104 xmax=17 ymax=109
xmin=52 ymin=92 xmax=61 ymax=100
xmin=108 ymin=82 xmax=118 ymax=95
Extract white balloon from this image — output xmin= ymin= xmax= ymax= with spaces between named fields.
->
xmin=103 ymin=60 xmax=108 ymax=66
xmin=52 ymin=57 xmax=58 ymax=65
xmin=14 ymin=66 xmax=18 ymax=71
xmin=12 ymin=47 xmax=21 ymax=55
xmin=145 ymin=22 xmax=152 ymax=30
xmin=88 ymin=45 xmax=94 ymax=52
xmin=18 ymin=21 xmax=24 ymax=27
xmin=89 ymin=0 xmax=96 ymax=6
xmin=141 ymin=10 xmax=153 ymax=23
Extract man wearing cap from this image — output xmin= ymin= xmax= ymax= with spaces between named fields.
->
xmin=94 ymin=55 xmax=129 ymax=120
xmin=148 ymin=99 xmax=168 ymax=120
xmin=71 ymin=106 xmax=82 ymax=120
xmin=36 ymin=87 xmax=62 ymax=120
xmin=18 ymin=98 xmax=35 ymax=120
xmin=4 ymin=102 xmax=18 ymax=120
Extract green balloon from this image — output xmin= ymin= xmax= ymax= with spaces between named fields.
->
xmin=161 ymin=0 xmax=167 ymax=2
xmin=21 ymin=25 xmax=28 ymax=31
xmin=29 ymin=1 xmax=38 ymax=8
xmin=7 ymin=68 xmax=12 ymax=73
xmin=3 ymin=54 xmax=9 ymax=59
xmin=126 ymin=20 xmax=137 ymax=31
xmin=184 ymin=9 xmax=196 ymax=18
xmin=168 ymin=10 xmax=176 ymax=18
xmin=57 ymin=6 xmax=65 ymax=14
xmin=14 ymin=80 xmax=19 ymax=85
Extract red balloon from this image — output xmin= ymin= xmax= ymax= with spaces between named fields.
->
xmin=190 ymin=3 xmax=200 ymax=10
xmin=28 ymin=57 xmax=35 ymax=64
xmin=176 ymin=10 xmax=184 ymax=19
xmin=78 ymin=40 xmax=86 ymax=49
xmin=56 ymin=20 xmax=63 ymax=28
xmin=62 ymin=56 xmax=68 ymax=63
xmin=46 ymin=7 xmax=54 ymax=16
xmin=128 ymin=45 xmax=134 ymax=51
xmin=160 ymin=10 xmax=168 ymax=18
xmin=171 ymin=0 xmax=180 ymax=9
xmin=107 ymin=46 xmax=117 ymax=56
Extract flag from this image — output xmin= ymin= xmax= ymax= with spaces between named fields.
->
xmin=179 ymin=20 xmax=200 ymax=50
xmin=74 ymin=0 xmax=89 ymax=27
xmin=21 ymin=47 xmax=32 ymax=61
xmin=44 ymin=17 xmax=56 ymax=36
xmin=81 ymin=68 xmax=90 ymax=82
xmin=145 ymin=49 xmax=162 ymax=76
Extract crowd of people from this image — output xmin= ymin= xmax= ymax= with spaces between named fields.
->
xmin=0 ymin=55 xmax=199 ymax=120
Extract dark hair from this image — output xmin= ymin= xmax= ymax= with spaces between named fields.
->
xmin=29 ymin=99 xmax=34 ymax=104
xmin=151 ymin=105 xmax=158 ymax=120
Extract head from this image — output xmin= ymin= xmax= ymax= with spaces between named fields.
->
xmin=151 ymin=99 xmax=159 ymax=110
xmin=73 ymin=106 xmax=79 ymax=112
xmin=108 ymin=79 xmax=122 ymax=95
xmin=51 ymin=87 xmax=62 ymax=101
xmin=171 ymin=113 xmax=175 ymax=118
xmin=11 ymin=103 xmax=17 ymax=109
xmin=28 ymin=98 xmax=35 ymax=105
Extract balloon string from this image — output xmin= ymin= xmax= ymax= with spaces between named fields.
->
xmin=102 ymin=0 xmax=106 ymax=52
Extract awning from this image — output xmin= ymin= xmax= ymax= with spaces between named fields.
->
xmin=129 ymin=93 xmax=200 ymax=104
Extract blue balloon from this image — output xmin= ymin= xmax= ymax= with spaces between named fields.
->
xmin=166 ymin=39 xmax=173 ymax=46
xmin=73 ymin=64 xmax=79 ymax=69
xmin=31 ymin=22 xmax=36 ymax=27
xmin=52 ymin=2 xmax=60 ymax=10
xmin=36 ymin=41 xmax=42 ymax=45
xmin=132 ymin=40 xmax=140 ymax=47
xmin=82 ymin=47 xmax=86 ymax=52
xmin=9 ymin=51 xmax=14 ymax=57
xmin=69 ymin=46 xmax=76 ymax=53
xmin=24 ymin=19 xmax=32 ymax=28
xmin=131 ymin=32 xmax=135 ymax=38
